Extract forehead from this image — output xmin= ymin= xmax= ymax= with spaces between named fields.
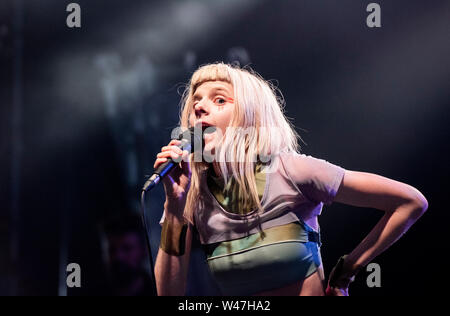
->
xmin=193 ymin=81 xmax=233 ymax=96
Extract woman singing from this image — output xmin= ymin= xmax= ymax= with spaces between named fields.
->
xmin=153 ymin=62 xmax=428 ymax=296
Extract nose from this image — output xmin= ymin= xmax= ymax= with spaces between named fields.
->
xmin=194 ymin=100 xmax=209 ymax=118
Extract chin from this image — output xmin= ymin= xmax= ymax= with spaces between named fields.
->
xmin=202 ymin=141 xmax=217 ymax=161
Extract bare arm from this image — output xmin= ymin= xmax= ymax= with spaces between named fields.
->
xmin=333 ymin=170 xmax=429 ymax=273
xmin=154 ymin=209 xmax=193 ymax=296
xmin=152 ymin=139 xmax=193 ymax=296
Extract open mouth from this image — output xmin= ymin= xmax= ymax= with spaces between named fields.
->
xmin=203 ymin=126 xmax=216 ymax=135
xmin=196 ymin=122 xmax=216 ymax=134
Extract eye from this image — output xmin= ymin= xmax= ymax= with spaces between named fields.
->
xmin=214 ymin=97 xmax=226 ymax=105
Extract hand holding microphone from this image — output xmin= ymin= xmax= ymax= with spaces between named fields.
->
xmin=140 ymin=128 xmax=200 ymax=287
xmin=154 ymin=138 xmax=192 ymax=207
xmin=145 ymin=127 xmax=195 ymax=182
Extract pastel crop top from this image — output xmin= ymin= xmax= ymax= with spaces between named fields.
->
xmin=160 ymin=151 xmax=346 ymax=245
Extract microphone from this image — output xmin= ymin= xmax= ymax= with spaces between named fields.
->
xmin=142 ymin=127 xmax=202 ymax=192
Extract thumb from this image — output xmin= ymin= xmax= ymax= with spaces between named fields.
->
xmin=180 ymin=150 xmax=192 ymax=175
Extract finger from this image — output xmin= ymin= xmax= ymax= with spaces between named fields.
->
xmin=157 ymin=151 xmax=173 ymax=158
xmin=158 ymin=150 xmax=183 ymax=163
xmin=181 ymin=150 xmax=190 ymax=160
xmin=180 ymin=150 xmax=191 ymax=174
xmin=169 ymin=139 xmax=182 ymax=146
xmin=170 ymin=151 xmax=183 ymax=163
xmin=158 ymin=148 xmax=183 ymax=159
xmin=157 ymin=150 xmax=183 ymax=162
xmin=166 ymin=140 xmax=182 ymax=149
xmin=161 ymin=142 xmax=176 ymax=152
xmin=170 ymin=146 xmax=184 ymax=155
xmin=153 ymin=157 xmax=168 ymax=168
xmin=161 ymin=145 xmax=183 ymax=155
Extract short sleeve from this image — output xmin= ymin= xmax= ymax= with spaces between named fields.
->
xmin=280 ymin=152 xmax=345 ymax=205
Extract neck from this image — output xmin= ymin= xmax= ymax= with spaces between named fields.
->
xmin=211 ymin=161 xmax=261 ymax=178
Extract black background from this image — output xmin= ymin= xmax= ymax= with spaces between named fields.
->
xmin=0 ymin=0 xmax=449 ymax=295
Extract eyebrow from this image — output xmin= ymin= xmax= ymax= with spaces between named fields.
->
xmin=192 ymin=88 xmax=231 ymax=101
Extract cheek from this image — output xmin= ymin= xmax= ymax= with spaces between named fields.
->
xmin=188 ymin=113 xmax=196 ymax=127
xmin=216 ymin=108 xmax=233 ymax=132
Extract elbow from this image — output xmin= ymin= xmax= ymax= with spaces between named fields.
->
xmin=406 ymin=188 xmax=429 ymax=218
xmin=418 ymin=194 xmax=429 ymax=212
xmin=413 ymin=186 xmax=428 ymax=212
xmin=415 ymin=194 xmax=428 ymax=215
xmin=390 ymin=185 xmax=428 ymax=218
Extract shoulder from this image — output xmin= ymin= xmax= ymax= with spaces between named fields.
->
xmin=278 ymin=151 xmax=343 ymax=168
xmin=278 ymin=151 xmax=326 ymax=173
xmin=275 ymin=151 xmax=346 ymax=204
xmin=277 ymin=151 xmax=346 ymax=184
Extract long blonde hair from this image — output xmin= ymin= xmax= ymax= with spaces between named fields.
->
xmin=179 ymin=62 xmax=302 ymax=224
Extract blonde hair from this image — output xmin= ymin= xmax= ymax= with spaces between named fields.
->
xmin=179 ymin=62 xmax=302 ymax=224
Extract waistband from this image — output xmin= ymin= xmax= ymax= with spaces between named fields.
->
xmin=204 ymin=220 xmax=321 ymax=259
